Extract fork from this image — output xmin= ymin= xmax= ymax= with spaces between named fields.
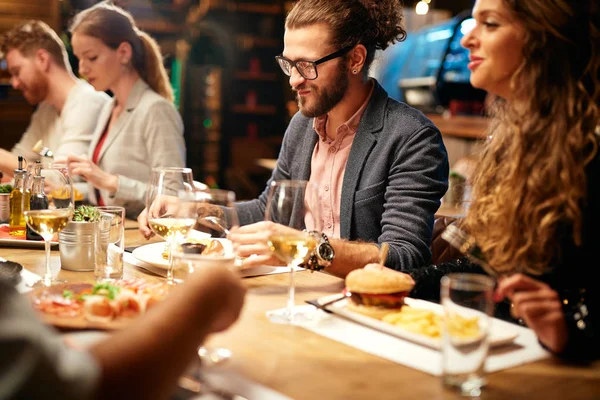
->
xmin=441 ymin=224 xmax=498 ymax=278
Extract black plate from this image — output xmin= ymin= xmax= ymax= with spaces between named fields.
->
xmin=0 ymin=260 xmax=23 ymax=285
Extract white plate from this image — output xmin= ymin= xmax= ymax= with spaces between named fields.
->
xmin=132 ymin=233 xmax=234 ymax=270
xmin=319 ymin=295 xmax=519 ymax=350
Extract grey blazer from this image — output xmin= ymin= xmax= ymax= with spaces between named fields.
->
xmin=87 ymin=79 xmax=185 ymax=218
xmin=236 ymin=80 xmax=449 ymax=272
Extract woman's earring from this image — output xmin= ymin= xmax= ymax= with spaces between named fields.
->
xmin=353 ymin=69 xmax=358 ymax=74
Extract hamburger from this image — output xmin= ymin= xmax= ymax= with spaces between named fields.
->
xmin=345 ymin=265 xmax=415 ymax=319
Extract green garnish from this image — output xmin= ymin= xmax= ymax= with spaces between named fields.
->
xmin=92 ymin=283 xmax=121 ymax=300
xmin=63 ymin=289 xmax=74 ymax=299
xmin=0 ymin=184 xmax=13 ymax=194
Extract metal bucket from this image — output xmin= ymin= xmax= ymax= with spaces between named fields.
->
xmin=59 ymin=221 xmax=108 ymax=272
xmin=0 ymin=194 xmax=9 ymax=223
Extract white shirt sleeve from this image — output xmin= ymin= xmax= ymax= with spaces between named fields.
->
xmin=10 ymin=105 xmax=49 ymax=163
xmin=54 ymin=85 xmax=109 ymax=159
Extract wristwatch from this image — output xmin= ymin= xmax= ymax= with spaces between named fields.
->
xmin=304 ymin=231 xmax=335 ymax=272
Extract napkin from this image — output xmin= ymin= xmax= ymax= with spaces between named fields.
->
xmin=291 ymin=305 xmax=550 ymax=376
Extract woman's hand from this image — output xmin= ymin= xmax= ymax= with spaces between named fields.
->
xmin=67 ymin=154 xmax=118 ymax=193
xmin=228 ymin=221 xmax=300 ymax=268
xmin=495 ymin=273 xmax=568 ymax=354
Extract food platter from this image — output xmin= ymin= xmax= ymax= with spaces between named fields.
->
xmin=29 ymin=279 xmax=168 ymax=330
xmin=315 ymin=295 xmax=519 ymax=350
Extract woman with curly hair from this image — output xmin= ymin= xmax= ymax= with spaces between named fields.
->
xmin=408 ymin=0 xmax=600 ymax=360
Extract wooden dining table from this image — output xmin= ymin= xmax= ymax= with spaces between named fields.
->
xmin=3 ymin=219 xmax=600 ymax=400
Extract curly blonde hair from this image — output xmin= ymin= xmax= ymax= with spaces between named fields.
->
xmin=285 ymin=0 xmax=406 ymax=77
xmin=464 ymin=0 xmax=600 ymax=275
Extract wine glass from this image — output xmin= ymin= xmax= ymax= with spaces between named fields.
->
xmin=264 ymin=180 xmax=321 ymax=324
xmin=171 ymin=188 xmax=239 ymax=365
xmin=24 ymin=164 xmax=74 ymax=287
xmin=145 ymin=167 xmax=195 ymax=285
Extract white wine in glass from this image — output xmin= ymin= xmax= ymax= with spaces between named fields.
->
xmin=145 ymin=167 xmax=195 ymax=285
xmin=265 ymin=180 xmax=321 ymax=324
xmin=148 ymin=217 xmax=196 ymax=241
xmin=268 ymin=233 xmax=317 ymax=265
xmin=24 ymin=209 xmax=71 ymax=240
xmin=24 ymin=164 xmax=74 ymax=287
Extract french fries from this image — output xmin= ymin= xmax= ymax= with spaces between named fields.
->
xmin=381 ymin=306 xmax=480 ymax=339
xmin=383 ymin=307 xmax=442 ymax=338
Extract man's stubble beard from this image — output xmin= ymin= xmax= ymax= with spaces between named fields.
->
xmin=23 ymin=71 xmax=49 ymax=105
xmin=296 ymin=63 xmax=349 ymax=118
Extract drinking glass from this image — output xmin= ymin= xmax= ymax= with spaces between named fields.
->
xmin=171 ymin=188 xmax=239 ymax=365
xmin=441 ymin=273 xmax=495 ymax=397
xmin=171 ymin=189 xmax=239 ymax=277
xmin=145 ymin=167 xmax=195 ymax=285
xmin=94 ymin=206 xmax=126 ymax=281
xmin=24 ymin=164 xmax=74 ymax=287
xmin=264 ymin=180 xmax=320 ymax=324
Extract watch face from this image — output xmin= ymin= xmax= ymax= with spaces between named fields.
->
xmin=317 ymin=242 xmax=335 ymax=261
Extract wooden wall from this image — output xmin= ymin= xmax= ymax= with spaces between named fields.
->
xmin=0 ymin=0 xmax=60 ymax=151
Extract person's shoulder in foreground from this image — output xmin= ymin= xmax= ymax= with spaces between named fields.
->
xmin=0 ymin=264 xmax=245 ymax=400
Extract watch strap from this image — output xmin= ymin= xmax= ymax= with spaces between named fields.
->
xmin=303 ymin=231 xmax=330 ymax=272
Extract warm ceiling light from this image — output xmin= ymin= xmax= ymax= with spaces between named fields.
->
xmin=415 ymin=1 xmax=429 ymax=15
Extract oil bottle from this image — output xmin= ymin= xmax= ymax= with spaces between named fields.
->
xmin=26 ymin=174 xmax=48 ymax=240
xmin=9 ymin=156 xmax=30 ymax=236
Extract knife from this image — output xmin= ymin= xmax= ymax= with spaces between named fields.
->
xmin=305 ymin=292 xmax=351 ymax=313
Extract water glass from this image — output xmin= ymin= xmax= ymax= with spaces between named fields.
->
xmin=94 ymin=206 xmax=125 ymax=281
xmin=441 ymin=273 xmax=495 ymax=397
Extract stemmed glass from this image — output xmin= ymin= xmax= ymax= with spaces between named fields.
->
xmin=264 ymin=180 xmax=321 ymax=324
xmin=172 ymin=188 xmax=239 ymax=365
xmin=145 ymin=167 xmax=195 ymax=285
xmin=24 ymin=164 xmax=74 ymax=287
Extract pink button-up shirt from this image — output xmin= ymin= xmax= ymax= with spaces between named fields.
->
xmin=305 ymin=81 xmax=374 ymax=238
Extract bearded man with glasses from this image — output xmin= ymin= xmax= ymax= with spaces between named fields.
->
xmin=143 ymin=0 xmax=449 ymax=277
xmin=227 ymin=0 xmax=449 ymax=277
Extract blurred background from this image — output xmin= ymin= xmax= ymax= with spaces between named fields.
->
xmin=0 ymin=0 xmax=483 ymax=200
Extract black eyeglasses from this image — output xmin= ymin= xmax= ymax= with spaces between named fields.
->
xmin=275 ymin=46 xmax=353 ymax=80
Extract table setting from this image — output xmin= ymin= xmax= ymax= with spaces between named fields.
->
xmin=2 ymin=173 xmax=599 ymax=400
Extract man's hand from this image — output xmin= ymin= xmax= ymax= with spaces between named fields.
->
xmin=228 ymin=221 xmax=300 ymax=268
xmin=189 ymin=265 xmax=246 ymax=333
xmin=67 ymin=154 xmax=118 ymax=193
xmin=495 ymin=273 xmax=568 ymax=353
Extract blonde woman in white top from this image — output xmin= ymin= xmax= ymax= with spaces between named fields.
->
xmin=67 ymin=2 xmax=185 ymax=218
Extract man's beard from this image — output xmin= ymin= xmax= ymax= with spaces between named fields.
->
xmin=295 ymin=65 xmax=349 ymax=118
xmin=22 ymin=72 xmax=49 ymax=105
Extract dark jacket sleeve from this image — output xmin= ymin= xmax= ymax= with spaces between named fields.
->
xmin=555 ymin=285 xmax=600 ymax=361
xmin=380 ymin=124 xmax=448 ymax=272
xmin=409 ymin=257 xmax=486 ymax=302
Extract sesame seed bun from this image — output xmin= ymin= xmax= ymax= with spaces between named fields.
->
xmin=346 ymin=266 xmax=415 ymax=294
